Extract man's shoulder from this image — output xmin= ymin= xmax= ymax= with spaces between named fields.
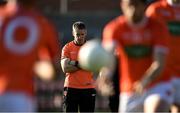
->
xmin=147 ymin=0 xmax=169 ymax=12
xmin=3 ymin=7 xmax=47 ymax=24
xmin=17 ymin=8 xmax=53 ymax=26
xmin=149 ymin=0 xmax=166 ymax=7
xmin=104 ymin=15 xmax=126 ymax=31
xmin=63 ymin=41 xmax=74 ymax=49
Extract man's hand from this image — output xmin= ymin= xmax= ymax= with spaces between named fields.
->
xmin=133 ymin=78 xmax=150 ymax=94
xmin=133 ymin=81 xmax=144 ymax=95
xmin=61 ymin=58 xmax=80 ymax=73
xmin=96 ymin=67 xmax=114 ymax=96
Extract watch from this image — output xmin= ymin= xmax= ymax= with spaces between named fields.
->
xmin=69 ymin=60 xmax=79 ymax=67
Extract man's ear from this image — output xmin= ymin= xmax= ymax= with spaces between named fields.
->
xmin=72 ymin=30 xmax=74 ymax=37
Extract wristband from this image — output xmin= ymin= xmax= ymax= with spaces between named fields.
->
xmin=74 ymin=61 xmax=79 ymax=67
xmin=69 ymin=60 xmax=79 ymax=68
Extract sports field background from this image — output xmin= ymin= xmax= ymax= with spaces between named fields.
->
xmin=34 ymin=0 xmax=155 ymax=112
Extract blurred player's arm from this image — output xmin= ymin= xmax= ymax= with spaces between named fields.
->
xmin=61 ymin=57 xmax=80 ymax=73
xmin=135 ymin=20 xmax=170 ymax=93
xmin=134 ymin=46 xmax=168 ymax=94
xmin=35 ymin=17 xmax=61 ymax=80
xmin=96 ymin=41 xmax=117 ymax=96
xmin=96 ymin=21 xmax=119 ymax=96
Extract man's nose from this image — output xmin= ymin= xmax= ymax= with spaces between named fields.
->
xmin=78 ymin=35 xmax=84 ymax=39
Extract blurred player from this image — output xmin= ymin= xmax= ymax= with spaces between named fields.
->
xmin=97 ymin=0 xmax=174 ymax=113
xmin=0 ymin=0 xmax=61 ymax=112
xmin=61 ymin=21 xmax=96 ymax=113
xmin=146 ymin=0 xmax=180 ymax=112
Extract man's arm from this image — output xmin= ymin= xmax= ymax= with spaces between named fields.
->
xmin=134 ymin=47 xmax=168 ymax=93
xmin=96 ymin=41 xmax=116 ymax=96
xmin=61 ymin=57 xmax=80 ymax=73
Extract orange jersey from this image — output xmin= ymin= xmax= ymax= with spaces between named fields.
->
xmin=61 ymin=41 xmax=95 ymax=89
xmin=102 ymin=16 xmax=170 ymax=92
xmin=0 ymin=5 xmax=60 ymax=96
xmin=146 ymin=0 xmax=180 ymax=76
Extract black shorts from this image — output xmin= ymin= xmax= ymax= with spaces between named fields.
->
xmin=63 ymin=87 xmax=96 ymax=113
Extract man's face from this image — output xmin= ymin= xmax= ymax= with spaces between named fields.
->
xmin=121 ymin=0 xmax=146 ymax=24
xmin=73 ymin=28 xmax=87 ymax=45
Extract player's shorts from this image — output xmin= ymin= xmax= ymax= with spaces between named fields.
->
xmin=171 ymin=77 xmax=180 ymax=105
xmin=0 ymin=92 xmax=36 ymax=112
xmin=119 ymin=82 xmax=174 ymax=113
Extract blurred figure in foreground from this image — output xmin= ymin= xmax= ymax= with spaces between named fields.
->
xmin=97 ymin=0 xmax=174 ymax=113
xmin=146 ymin=0 xmax=180 ymax=112
xmin=61 ymin=21 xmax=96 ymax=113
xmin=108 ymin=56 xmax=119 ymax=113
xmin=0 ymin=0 xmax=61 ymax=112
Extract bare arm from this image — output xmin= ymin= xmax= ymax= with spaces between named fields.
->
xmin=61 ymin=58 xmax=80 ymax=73
xmin=142 ymin=50 xmax=166 ymax=86
xmin=96 ymin=42 xmax=116 ymax=96
xmin=134 ymin=48 xmax=167 ymax=93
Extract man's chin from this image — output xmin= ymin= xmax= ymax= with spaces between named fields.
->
xmin=79 ymin=41 xmax=85 ymax=44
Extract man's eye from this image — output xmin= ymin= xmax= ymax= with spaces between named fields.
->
xmin=76 ymin=34 xmax=84 ymax=36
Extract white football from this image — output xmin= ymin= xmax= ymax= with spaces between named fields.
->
xmin=78 ymin=39 xmax=114 ymax=72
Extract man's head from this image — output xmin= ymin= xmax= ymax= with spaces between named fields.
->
xmin=72 ymin=21 xmax=87 ymax=45
xmin=120 ymin=0 xmax=147 ymax=25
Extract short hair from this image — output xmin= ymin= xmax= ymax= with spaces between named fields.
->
xmin=120 ymin=0 xmax=148 ymax=4
xmin=72 ymin=21 xmax=86 ymax=31
xmin=140 ymin=0 xmax=148 ymax=4
xmin=17 ymin=0 xmax=35 ymax=5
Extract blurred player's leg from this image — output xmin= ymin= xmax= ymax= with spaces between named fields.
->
xmin=119 ymin=82 xmax=173 ymax=113
xmin=171 ymin=77 xmax=180 ymax=112
xmin=144 ymin=82 xmax=174 ymax=113
xmin=119 ymin=92 xmax=144 ymax=113
xmin=171 ymin=104 xmax=178 ymax=113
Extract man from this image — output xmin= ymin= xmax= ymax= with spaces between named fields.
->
xmin=98 ymin=0 xmax=174 ymax=113
xmin=61 ymin=21 xmax=96 ymax=113
xmin=0 ymin=0 xmax=61 ymax=112
xmin=146 ymin=0 xmax=180 ymax=111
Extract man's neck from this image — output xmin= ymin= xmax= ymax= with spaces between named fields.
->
xmin=127 ymin=16 xmax=148 ymax=29
xmin=73 ymin=40 xmax=83 ymax=46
